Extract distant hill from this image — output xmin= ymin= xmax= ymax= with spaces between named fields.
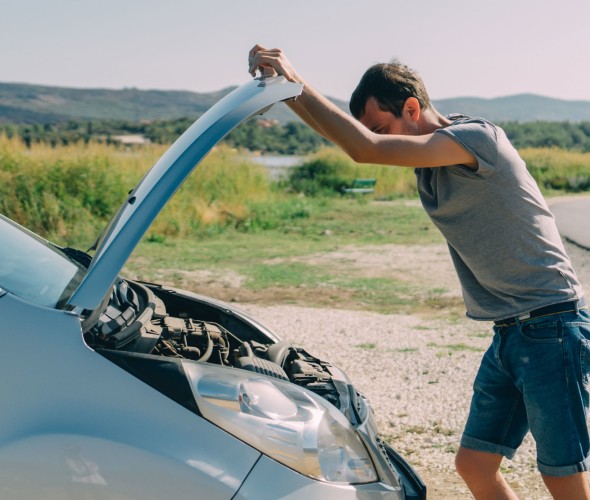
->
xmin=1 ymin=81 xmax=590 ymax=124
xmin=433 ymin=94 xmax=590 ymax=122
xmin=0 ymin=82 xmax=235 ymax=123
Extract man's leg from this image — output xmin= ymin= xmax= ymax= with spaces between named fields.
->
xmin=520 ymin=308 xmax=590 ymax=498
xmin=457 ymin=328 xmax=528 ymax=498
xmin=541 ymin=472 xmax=590 ymax=500
xmin=455 ymin=446 xmax=518 ymax=499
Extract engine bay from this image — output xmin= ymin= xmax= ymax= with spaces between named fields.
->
xmin=84 ymin=279 xmax=362 ymax=422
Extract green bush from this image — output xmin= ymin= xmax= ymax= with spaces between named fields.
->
xmin=0 ymin=139 xmax=139 ymax=245
xmin=285 ymin=148 xmax=417 ymax=198
xmin=0 ymin=138 xmax=281 ymax=246
xmin=521 ymin=148 xmax=590 ymax=192
xmin=287 ymin=149 xmax=355 ymax=196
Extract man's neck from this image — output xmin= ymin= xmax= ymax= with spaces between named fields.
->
xmin=419 ymin=108 xmax=452 ymax=134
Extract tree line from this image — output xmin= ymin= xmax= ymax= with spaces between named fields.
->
xmin=2 ymin=118 xmax=590 ymax=154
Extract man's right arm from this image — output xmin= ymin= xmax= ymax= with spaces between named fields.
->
xmin=248 ymin=45 xmax=476 ymax=169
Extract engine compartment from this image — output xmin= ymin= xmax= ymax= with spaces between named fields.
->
xmin=84 ymin=279 xmax=362 ymax=421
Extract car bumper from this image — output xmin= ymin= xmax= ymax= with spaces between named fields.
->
xmin=234 ymin=453 xmax=409 ymax=499
xmin=355 ymin=405 xmax=426 ymax=499
xmin=382 ymin=440 xmax=427 ymax=499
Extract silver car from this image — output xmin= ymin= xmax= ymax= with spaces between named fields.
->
xmin=0 ymin=76 xmax=426 ymax=499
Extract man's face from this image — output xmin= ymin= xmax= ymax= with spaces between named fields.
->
xmin=359 ymin=97 xmax=417 ymax=136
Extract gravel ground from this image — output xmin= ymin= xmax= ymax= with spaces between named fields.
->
xmin=240 ymin=241 xmax=590 ymax=499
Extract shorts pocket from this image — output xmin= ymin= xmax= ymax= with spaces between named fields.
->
xmin=581 ymin=339 xmax=590 ymax=386
xmin=569 ymin=320 xmax=590 ymax=386
xmin=519 ymin=321 xmax=561 ymax=343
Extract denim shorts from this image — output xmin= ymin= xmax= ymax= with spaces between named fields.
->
xmin=461 ymin=306 xmax=590 ymax=476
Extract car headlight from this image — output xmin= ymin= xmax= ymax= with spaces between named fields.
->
xmin=183 ymin=362 xmax=378 ymax=484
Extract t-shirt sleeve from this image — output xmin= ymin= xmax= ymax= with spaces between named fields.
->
xmin=435 ymin=118 xmax=499 ymax=177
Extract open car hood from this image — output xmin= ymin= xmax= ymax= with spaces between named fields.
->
xmin=67 ymin=76 xmax=303 ymax=311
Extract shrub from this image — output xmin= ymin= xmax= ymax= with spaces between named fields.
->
xmin=285 ymin=148 xmax=417 ymax=198
xmin=287 ymin=149 xmax=355 ymax=196
xmin=521 ymin=148 xmax=590 ymax=192
xmin=0 ymin=137 xmax=280 ymax=246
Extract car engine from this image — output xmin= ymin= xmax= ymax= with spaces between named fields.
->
xmin=84 ymin=278 xmax=362 ymax=421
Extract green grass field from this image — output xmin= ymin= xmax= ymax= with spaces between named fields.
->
xmin=123 ymin=197 xmax=456 ymax=315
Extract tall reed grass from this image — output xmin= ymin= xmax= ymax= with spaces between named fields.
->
xmin=0 ymin=136 xmax=153 ymax=245
xmin=0 ymin=136 xmax=280 ymax=246
xmin=520 ymin=147 xmax=590 ymax=192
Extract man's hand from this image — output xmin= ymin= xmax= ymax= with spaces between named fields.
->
xmin=248 ymin=45 xmax=302 ymax=83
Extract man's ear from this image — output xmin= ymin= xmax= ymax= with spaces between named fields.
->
xmin=403 ymin=97 xmax=421 ymax=122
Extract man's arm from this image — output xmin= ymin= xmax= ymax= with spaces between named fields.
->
xmin=248 ymin=45 xmax=476 ymax=169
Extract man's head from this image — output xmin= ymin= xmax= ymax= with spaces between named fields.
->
xmin=349 ymin=61 xmax=431 ymax=121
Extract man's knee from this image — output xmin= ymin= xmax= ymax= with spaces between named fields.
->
xmin=541 ymin=471 xmax=590 ymax=500
xmin=455 ymin=446 xmax=503 ymax=480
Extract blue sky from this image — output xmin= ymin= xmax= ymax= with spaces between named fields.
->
xmin=2 ymin=0 xmax=589 ymax=101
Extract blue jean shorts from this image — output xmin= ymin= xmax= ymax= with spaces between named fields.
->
xmin=461 ymin=306 xmax=590 ymax=476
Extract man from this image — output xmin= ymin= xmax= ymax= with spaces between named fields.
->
xmin=248 ymin=45 xmax=590 ymax=499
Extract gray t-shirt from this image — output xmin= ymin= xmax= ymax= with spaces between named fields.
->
xmin=415 ymin=116 xmax=583 ymax=321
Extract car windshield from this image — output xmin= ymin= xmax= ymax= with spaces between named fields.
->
xmin=0 ymin=215 xmax=86 ymax=308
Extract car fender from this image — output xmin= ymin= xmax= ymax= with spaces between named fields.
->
xmin=0 ymin=292 xmax=260 ymax=498
xmin=0 ymin=433 xmax=242 ymax=499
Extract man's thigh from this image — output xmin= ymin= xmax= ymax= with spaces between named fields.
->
xmin=461 ymin=330 xmax=529 ymax=458
xmin=505 ymin=310 xmax=590 ymax=476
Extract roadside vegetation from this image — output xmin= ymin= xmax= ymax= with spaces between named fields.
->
xmin=2 ymin=131 xmax=590 ymax=314
xmin=0 ymin=135 xmax=422 ymax=246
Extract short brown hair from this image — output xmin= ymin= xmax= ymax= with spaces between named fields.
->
xmin=350 ymin=61 xmax=431 ymax=119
